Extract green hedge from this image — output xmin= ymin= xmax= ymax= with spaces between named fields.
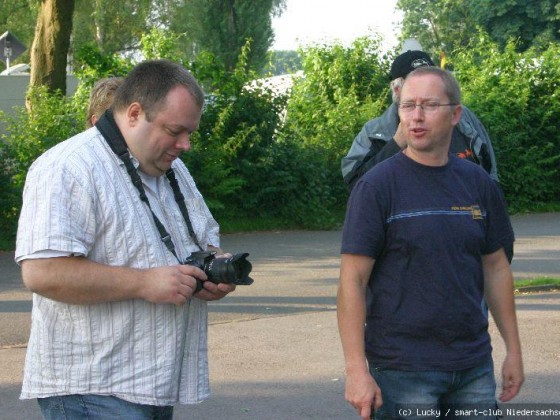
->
xmin=1 ymin=31 xmax=559 ymax=250
xmin=453 ymin=34 xmax=560 ymax=209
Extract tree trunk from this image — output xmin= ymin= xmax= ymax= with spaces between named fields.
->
xmin=28 ymin=0 xmax=75 ymax=107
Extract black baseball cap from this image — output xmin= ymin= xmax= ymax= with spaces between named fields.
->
xmin=390 ymin=50 xmax=435 ymax=80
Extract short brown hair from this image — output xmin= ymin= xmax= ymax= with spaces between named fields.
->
xmin=111 ymin=59 xmax=205 ymax=122
xmin=405 ymin=66 xmax=462 ymax=105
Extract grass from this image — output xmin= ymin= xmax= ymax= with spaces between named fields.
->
xmin=515 ymin=277 xmax=560 ymax=288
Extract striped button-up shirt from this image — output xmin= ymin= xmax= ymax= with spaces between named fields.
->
xmin=16 ymin=128 xmax=220 ymax=405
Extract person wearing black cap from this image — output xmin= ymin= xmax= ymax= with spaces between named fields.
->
xmin=341 ymin=50 xmax=498 ymax=191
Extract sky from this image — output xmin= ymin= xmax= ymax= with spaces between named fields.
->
xmin=271 ymin=0 xmax=404 ymax=52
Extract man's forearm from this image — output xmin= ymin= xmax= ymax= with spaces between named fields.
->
xmin=483 ymin=249 xmax=524 ymax=401
xmin=337 ymin=283 xmax=369 ymax=373
xmin=337 ymin=254 xmax=375 ymax=372
xmin=483 ymin=250 xmax=522 ymax=354
xmin=21 ymin=257 xmax=147 ymax=304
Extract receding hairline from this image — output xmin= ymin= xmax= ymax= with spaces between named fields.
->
xmin=111 ymin=60 xmax=205 ymax=119
xmin=402 ymin=67 xmax=462 ymax=104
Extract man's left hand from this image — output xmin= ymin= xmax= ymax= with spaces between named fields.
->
xmin=195 ymin=251 xmax=237 ymax=301
xmin=196 ymin=281 xmax=236 ymax=301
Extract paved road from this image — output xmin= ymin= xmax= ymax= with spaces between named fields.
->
xmin=0 ymin=213 xmax=559 ymax=419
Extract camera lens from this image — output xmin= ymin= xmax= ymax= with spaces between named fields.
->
xmin=207 ymin=253 xmax=253 ymax=285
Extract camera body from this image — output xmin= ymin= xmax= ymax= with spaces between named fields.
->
xmin=183 ymin=251 xmax=253 ymax=291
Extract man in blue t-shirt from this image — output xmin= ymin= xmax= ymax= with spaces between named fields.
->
xmin=337 ymin=67 xmax=523 ymax=420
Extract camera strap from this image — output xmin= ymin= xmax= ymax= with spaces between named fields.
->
xmin=95 ymin=110 xmax=203 ymax=262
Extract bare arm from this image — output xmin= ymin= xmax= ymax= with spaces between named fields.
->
xmin=337 ymin=253 xmax=383 ymax=419
xmin=393 ymin=122 xmax=408 ymax=149
xmin=21 ymin=256 xmax=208 ymax=306
xmin=483 ymin=249 xmax=524 ymax=402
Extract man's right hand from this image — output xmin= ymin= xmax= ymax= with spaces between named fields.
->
xmin=345 ymin=370 xmax=383 ymax=419
xmin=140 ymin=264 xmax=207 ymax=306
xmin=394 ymin=122 xmax=408 ymax=149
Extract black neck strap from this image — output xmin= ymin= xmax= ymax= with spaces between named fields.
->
xmin=95 ymin=110 xmax=203 ymax=261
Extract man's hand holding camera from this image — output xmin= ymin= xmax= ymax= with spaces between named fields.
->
xmin=140 ymin=252 xmax=238 ymax=306
xmin=139 ymin=264 xmax=206 ymax=306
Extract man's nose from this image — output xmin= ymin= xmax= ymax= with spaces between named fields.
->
xmin=176 ymin=133 xmax=191 ymax=151
xmin=412 ymin=105 xmax=425 ymax=119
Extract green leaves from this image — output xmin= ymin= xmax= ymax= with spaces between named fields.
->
xmin=454 ymin=35 xmax=560 ymax=209
xmin=1 ymin=28 xmax=559 ymax=248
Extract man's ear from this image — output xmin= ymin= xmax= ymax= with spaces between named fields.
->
xmin=452 ymin=104 xmax=463 ymax=126
xmin=126 ymin=102 xmax=143 ymax=126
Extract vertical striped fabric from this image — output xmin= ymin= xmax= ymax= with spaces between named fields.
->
xmin=16 ymin=128 xmax=220 ymax=405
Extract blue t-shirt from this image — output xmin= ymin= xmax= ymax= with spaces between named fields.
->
xmin=341 ymin=152 xmax=514 ymax=371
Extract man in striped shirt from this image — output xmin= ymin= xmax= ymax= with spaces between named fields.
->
xmin=16 ymin=59 xmax=236 ymax=419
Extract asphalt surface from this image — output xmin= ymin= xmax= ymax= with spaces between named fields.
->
xmin=0 ymin=212 xmax=559 ymax=419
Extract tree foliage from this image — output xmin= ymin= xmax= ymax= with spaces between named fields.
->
xmin=168 ymin=0 xmax=287 ymax=72
xmin=396 ymin=0 xmax=477 ymax=59
xmin=2 ymin=30 xmax=559 ymax=248
xmin=469 ymin=0 xmax=560 ymax=52
xmin=72 ymin=0 xmax=164 ymax=55
xmin=0 ymin=86 xmax=83 ymax=243
xmin=397 ymin=0 xmax=560 ymax=56
xmin=0 ymin=0 xmax=288 ymax=93
xmin=264 ymin=50 xmax=302 ymax=75
xmin=452 ymin=33 xmax=560 ymax=207
xmin=0 ymin=0 xmax=39 ymax=71
xmin=280 ymin=35 xmax=394 ymax=218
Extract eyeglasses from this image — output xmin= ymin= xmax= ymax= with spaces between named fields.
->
xmin=398 ymin=101 xmax=458 ymax=113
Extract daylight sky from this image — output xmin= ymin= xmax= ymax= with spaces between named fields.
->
xmin=271 ymin=0 xmax=403 ymax=52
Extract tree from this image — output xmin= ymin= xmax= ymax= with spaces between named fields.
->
xmin=0 ymin=0 xmax=40 ymax=71
xmin=264 ymin=50 xmax=302 ymax=76
xmin=397 ymin=0 xmax=560 ymax=57
xmin=72 ymin=0 xmax=163 ymax=56
xmin=28 ymin=0 xmax=75 ymax=98
xmin=469 ymin=0 xmax=560 ymax=52
xmin=168 ymin=0 xmax=286 ymax=72
xmin=396 ymin=0 xmax=478 ymax=59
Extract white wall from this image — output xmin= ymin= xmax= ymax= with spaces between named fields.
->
xmin=0 ymin=74 xmax=79 ymax=116
xmin=0 ymin=74 xmax=78 ymax=135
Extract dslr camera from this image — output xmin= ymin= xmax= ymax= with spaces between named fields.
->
xmin=183 ymin=251 xmax=253 ymax=291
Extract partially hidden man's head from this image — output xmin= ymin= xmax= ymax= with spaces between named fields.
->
xmin=87 ymin=77 xmax=124 ymax=128
xmin=389 ymin=50 xmax=435 ymax=102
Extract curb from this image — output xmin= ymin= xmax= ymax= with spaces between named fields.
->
xmin=515 ymin=284 xmax=560 ymax=294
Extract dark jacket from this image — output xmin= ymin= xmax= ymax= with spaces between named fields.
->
xmin=341 ymin=102 xmax=498 ymax=190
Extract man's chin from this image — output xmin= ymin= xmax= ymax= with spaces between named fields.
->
xmin=140 ymin=164 xmax=169 ymax=177
xmin=156 ymin=160 xmax=175 ymax=173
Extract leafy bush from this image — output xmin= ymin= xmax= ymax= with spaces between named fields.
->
xmin=0 ymin=87 xmax=84 ymax=246
xmin=453 ymin=34 xmax=560 ymax=209
xmin=0 ymin=143 xmax=20 ymax=244
xmin=281 ymin=35 xmax=395 ymax=217
xmin=1 ymin=29 xmax=559 ymax=249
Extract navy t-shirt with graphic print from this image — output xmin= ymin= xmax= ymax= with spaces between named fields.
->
xmin=341 ymin=152 xmax=514 ymax=371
